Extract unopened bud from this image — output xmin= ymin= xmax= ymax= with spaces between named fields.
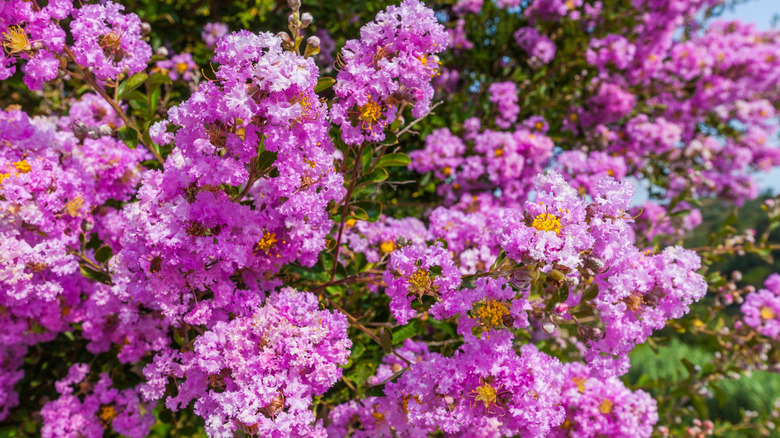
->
xmin=32 ymin=41 xmax=45 ymax=50
xmin=287 ymin=0 xmax=301 ymax=9
xmin=155 ymin=47 xmax=169 ymax=57
xmin=396 ymin=235 xmax=408 ymax=247
xmin=98 ymin=124 xmax=112 ymax=136
xmin=502 ymin=314 xmax=514 ymax=328
xmin=88 ymin=127 xmax=101 ymax=140
xmin=731 ymin=270 xmax=742 ymax=282
xmin=277 ymin=32 xmax=292 ymax=45
xmin=300 ymin=12 xmax=313 ymax=27
xmin=542 ymin=322 xmax=556 ymax=334
xmin=306 ymin=35 xmax=320 ymax=48
xmin=70 ymin=120 xmax=89 ymax=140
xmin=141 ymin=22 xmax=152 ymax=36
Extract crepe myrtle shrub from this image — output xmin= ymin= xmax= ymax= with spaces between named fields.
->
xmin=2 ymin=0 xmax=780 ymax=436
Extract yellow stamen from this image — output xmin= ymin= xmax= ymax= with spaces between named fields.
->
xmin=13 ymin=160 xmax=30 ymax=173
xmin=3 ymin=25 xmax=30 ymax=54
xmin=474 ymin=382 xmax=498 ymax=409
xmin=66 ymin=196 xmax=84 ymax=217
xmin=760 ymin=305 xmax=776 ymax=321
xmin=443 ymin=166 xmax=452 ymax=176
xmin=257 ymin=231 xmax=278 ymax=252
xmin=408 ymin=268 xmax=431 ymax=297
xmin=99 ymin=405 xmax=118 ymax=426
xmin=531 ymin=213 xmax=561 ymax=234
xmin=599 ymin=399 xmax=614 ymax=414
xmin=476 ymin=299 xmax=508 ymax=329
xmin=380 ymin=240 xmax=395 ymax=254
xmin=572 ymin=376 xmax=586 ymax=393
xmin=535 ymin=121 xmax=544 ymax=130
xmin=494 ymin=148 xmax=504 ymax=157
xmin=359 ymin=100 xmax=383 ymax=128
xmin=345 ymin=219 xmax=356 ymax=228
xmin=176 ymin=62 xmax=189 ymax=74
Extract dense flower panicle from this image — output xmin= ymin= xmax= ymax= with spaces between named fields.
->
xmin=586 ymin=35 xmax=636 ymax=72
xmin=551 ymin=363 xmax=658 ymax=438
xmin=488 ymin=82 xmax=520 ymax=129
xmin=455 ymin=277 xmax=532 ymax=340
xmin=382 ymin=332 xmax=565 ymax=436
xmin=41 ymin=364 xmax=155 ymax=438
xmin=453 ymin=0 xmax=484 ymax=15
xmin=0 ymin=345 xmax=24 ymax=421
xmin=500 ymin=171 xmax=593 ymax=271
xmin=331 ymin=0 xmax=448 ymax=144
xmin=202 ymin=22 xmax=229 ymax=48
xmin=0 ymin=108 xmax=148 ymax=419
xmin=741 ymin=273 xmax=780 ymax=340
xmin=448 ymin=18 xmax=474 ymax=52
xmin=155 ymin=52 xmax=198 ymax=81
xmin=0 ymin=0 xmax=69 ymax=89
xmin=70 ymin=2 xmax=152 ymax=81
xmin=589 ymin=246 xmax=707 ymax=376
xmin=141 ymin=289 xmax=351 ymax=438
xmin=114 ymin=30 xmax=344 ymax=325
xmin=382 ymin=242 xmax=461 ymax=324
xmin=514 ymin=27 xmax=557 ymax=65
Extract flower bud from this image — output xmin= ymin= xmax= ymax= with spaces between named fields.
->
xmin=98 ymin=124 xmax=112 ymax=137
xmin=70 ymin=120 xmax=89 ymax=140
xmin=88 ymin=127 xmax=101 ymax=140
xmin=300 ymin=12 xmax=313 ymax=27
xmin=141 ymin=22 xmax=152 ymax=36
xmin=155 ymin=47 xmax=169 ymax=57
xmin=287 ymin=0 xmax=301 ymax=9
xmin=277 ymin=32 xmax=292 ymax=45
xmin=306 ymin=35 xmax=320 ymax=49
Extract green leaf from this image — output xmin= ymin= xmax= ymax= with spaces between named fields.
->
xmin=392 ymin=319 xmax=422 ymax=344
xmin=256 ymin=150 xmax=278 ymax=173
xmin=118 ymin=72 xmax=148 ymax=99
xmin=381 ymin=131 xmax=398 ymax=145
xmin=94 ymin=245 xmax=114 ymax=264
xmin=377 ymin=153 xmax=410 ymax=168
xmin=314 ymin=76 xmax=336 ymax=93
xmin=358 ymin=168 xmax=389 ymax=185
xmin=117 ymin=126 xmax=138 ymax=149
xmin=350 ymin=206 xmax=369 ymax=221
xmin=79 ymin=265 xmax=112 ymax=285
xmin=147 ymin=72 xmax=173 ymax=89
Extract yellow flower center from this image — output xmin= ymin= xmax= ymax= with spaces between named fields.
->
xmin=345 ymin=219 xmax=356 ymax=228
xmin=359 ymin=100 xmax=383 ymax=129
xmin=99 ymin=405 xmax=118 ymax=426
xmin=494 ymin=148 xmax=504 ymax=157
xmin=599 ymin=398 xmax=614 ymax=414
xmin=573 ymin=376 xmax=586 ymax=393
xmin=13 ymin=160 xmax=30 ymax=173
xmin=380 ymin=240 xmax=395 ymax=254
xmin=257 ymin=231 xmax=278 ymax=252
xmin=760 ymin=305 xmax=776 ymax=321
xmin=176 ymin=62 xmax=189 ymax=74
xmin=372 ymin=406 xmax=385 ymax=423
xmin=443 ymin=166 xmax=452 ymax=176
xmin=66 ymin=196 xmax=84 ymax=217
xmin=476 ymin=299 xmax=508 ymax=329
xmin=408 ymin=268 xmax=432 ymax=296
xmin=532 ymin=213 xmax=561 ymax=234
xmin=535 ymin=122 xmax=544 ymax=130
xmin=3 ymin=25 xmax=30 ymax=54
xmin=474 ymin=382 xmax=498 ymax=409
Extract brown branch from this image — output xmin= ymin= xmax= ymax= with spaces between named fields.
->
xmin=61 ymin=46 xmax=165 ymax=164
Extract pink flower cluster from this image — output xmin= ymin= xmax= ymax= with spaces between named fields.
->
xmin=331 ymin=0 xmax=448 ymax=144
